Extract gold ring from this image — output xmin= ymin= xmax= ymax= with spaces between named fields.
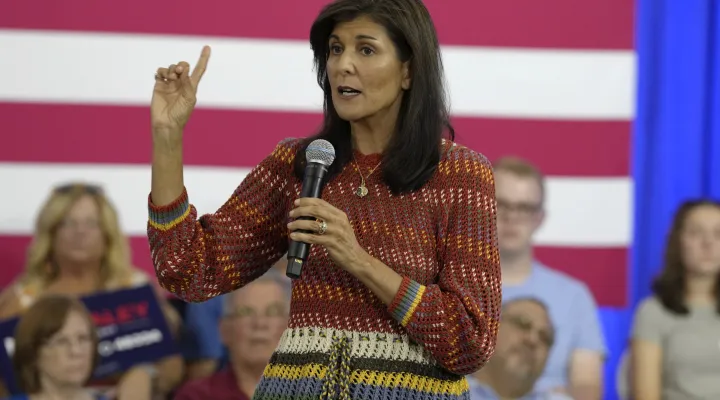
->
xmin=316 ymin=219 xmax=327 ymax=235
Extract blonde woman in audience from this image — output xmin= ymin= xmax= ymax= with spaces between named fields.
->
xmin=630 ymin=199 xmax=720 ymax=400
xmin=0 ymin=183 xmax=183 ymax=400
xmin=2 ymin=295 xmax=108 ymax=400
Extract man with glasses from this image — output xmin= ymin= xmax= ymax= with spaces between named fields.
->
xmin=491 ymin=157 xmax=605 ymax=400
xmin=174 ymin=268 xmax=290 ymax=399
xmin=469 ymin=298 xmax=570 ymax=399
xmin=179 ymin=258 xmax=288 ymax=380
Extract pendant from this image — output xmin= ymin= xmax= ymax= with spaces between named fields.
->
xmin=355 ymin=185 xmax=369 ymax=198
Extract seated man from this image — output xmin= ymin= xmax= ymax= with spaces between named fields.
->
xmin=469 ymin=298 xmax=570 ymax=400
xmin=180 ymin=258 xmax=288 ymax=380
xmin=174 ymin=268 xmax=290 ymax=399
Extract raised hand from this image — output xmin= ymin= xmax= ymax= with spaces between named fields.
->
xmin=151 ymin=46 xmax=211 ymax=138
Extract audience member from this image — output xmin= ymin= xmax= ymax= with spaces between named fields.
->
xmin=0 ymin=183 xmax=183 ymax=399
xmin=492 ymin=157 xmax=606 ymax=399
xmin=180 ymin=258 xmax=288 ymax=380
xmin=3 ymin=294 xmax=107 ymax=400
xmin=630 ymin=199 xmax=720 ymax=400
xmin=173 ymin=269 xmax=290 ymax=399
xmin=469 ymin=298 xmax=570 ymax=400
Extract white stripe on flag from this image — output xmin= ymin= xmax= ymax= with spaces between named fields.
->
xmin=0 ymin=162 xmax=632 ymax=246
xmin=0 ymin=29 xmax=635 ymax=119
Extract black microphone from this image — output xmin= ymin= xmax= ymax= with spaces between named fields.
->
xmin=286 ymin=139 xmax=336 ymax=279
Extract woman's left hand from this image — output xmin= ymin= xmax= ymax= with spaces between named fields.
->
xmin=288 ymin=198 xmax=368 ymax=272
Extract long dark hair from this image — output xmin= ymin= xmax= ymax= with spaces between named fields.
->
xmin=293 ymin=0 xmax=454 ymax=194
xmin=651 ymin=199 xmax=720 ymax=314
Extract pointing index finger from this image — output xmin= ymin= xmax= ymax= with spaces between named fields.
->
xmin=190 ymin=45 xmax=211 ymax=87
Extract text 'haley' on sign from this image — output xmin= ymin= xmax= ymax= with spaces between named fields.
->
xmin=0 ymin=284 xmax=178 ymax=395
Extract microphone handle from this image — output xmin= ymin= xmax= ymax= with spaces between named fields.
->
xmin=286 ymin=162 xmax=329 ymax=279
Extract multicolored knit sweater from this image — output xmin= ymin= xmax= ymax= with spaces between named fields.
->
xmin=147 ymin=138 xmax=501 ymax=400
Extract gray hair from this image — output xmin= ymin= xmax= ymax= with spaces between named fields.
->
xmin=221 ymin=264 xmax=292 ymax=317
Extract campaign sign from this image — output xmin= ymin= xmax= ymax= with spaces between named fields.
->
xmin=0 ymin=284 xmax=177 ymax=394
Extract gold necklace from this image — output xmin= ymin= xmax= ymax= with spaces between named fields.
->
xmin=352 ymin=157 xmax=382 ymax=198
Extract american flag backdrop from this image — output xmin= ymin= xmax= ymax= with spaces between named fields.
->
xmin=0 ymin=0 xmax=635 ymax=311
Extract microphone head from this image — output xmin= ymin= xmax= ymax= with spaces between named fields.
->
xmin=305 ymin=139 xmax=336 ymax=166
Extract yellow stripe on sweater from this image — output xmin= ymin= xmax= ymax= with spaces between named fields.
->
xmin=262 ymin=362 xmax=469 ymax=395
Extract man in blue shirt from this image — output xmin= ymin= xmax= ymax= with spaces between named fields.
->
xmin=491 ymin=157 xmax=606 ymax=400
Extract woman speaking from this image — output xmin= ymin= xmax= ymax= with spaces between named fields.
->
xmin=147 ymin=0 xmax=501 ymax=398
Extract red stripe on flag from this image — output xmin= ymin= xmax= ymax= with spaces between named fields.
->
xmin=0 ymin=103 xmax=630 ymax=176
xmin=453 ymin=117 xmax=630 ymax=176
xmin=2 ymin=0 xmax=633 ymax=50
xmin=535 ymin=246 xmax=628 ymax=307
xmin=0 ymin=235 xmax=627 ymax=306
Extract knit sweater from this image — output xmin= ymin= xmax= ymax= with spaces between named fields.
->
xmin=147 ymin=138 xmax=501 ymax=400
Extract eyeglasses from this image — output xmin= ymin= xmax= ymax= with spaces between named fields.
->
xmin=54 ymin=183 xmax=103 ymax=195
xmin=502 ymin=314 xmax=554 ymax=347
xmin=496 ymin=199 xmax=542 ymax=219
xmin=43 ymin=333 xmax=94 ymax=352
xmin=225 ymin=305 xmax=288 ymax=322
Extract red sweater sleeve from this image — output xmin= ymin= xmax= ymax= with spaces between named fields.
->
xmin=146 ymin=139 xmax=299 ymax=302
xmin=386 ymin=145 xmax=502 ymax=375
